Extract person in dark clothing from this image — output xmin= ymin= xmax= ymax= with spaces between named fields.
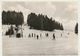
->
xmin=28 ymin=34 xmax=31 ymax=38
xmin=37 ymin=35 xmax=39 ymax=39
xmin=32 ymin=33 xmax=33 ymax=37
xmin=53 ymin=33 xmax=55 ymax=40
xmin=16 ymin=33 xmax=21 ymax=38
xmin=45 ymin=33 xmax=48 ymax=37
xmin=5 ymin=31 xmax=9 ymax=35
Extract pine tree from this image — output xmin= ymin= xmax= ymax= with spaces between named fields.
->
xmin=27 ymin=12 xmax=64 ymax=31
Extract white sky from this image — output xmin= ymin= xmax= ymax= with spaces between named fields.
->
xmin=2 ymin=2 xmax=77 ymax=31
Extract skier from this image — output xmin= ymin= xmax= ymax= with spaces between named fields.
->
xmin=45 ymin=33 xmax=48 ymax=37
xmin=53 ymin=33 xmax=55 ymax=40
xmin=37 ymin=35 xmax=39 ymax=40
xmin=28 ymin=33 xmax=31 ymax=38
xmin=32 ymin=33 xmax=33 ymax=37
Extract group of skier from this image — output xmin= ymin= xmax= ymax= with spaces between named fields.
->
xmin=28 ymin=33 xmax=55 ymax=40
xmin=5 ymin=25 xmax=56 ymax=40
xmin=5 ymin=25 xmax=23 ymax=38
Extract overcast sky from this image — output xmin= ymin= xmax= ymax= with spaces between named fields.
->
xmin=2 ymin=2 xmax=77 ymax=31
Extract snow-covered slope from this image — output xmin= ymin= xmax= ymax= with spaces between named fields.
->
xmin=2 ymin=25 xmax=78 ymax=56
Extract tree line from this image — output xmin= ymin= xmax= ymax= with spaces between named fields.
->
xmin=27 ymin=13 xmax=64 ymax=31
xmin=2 ymin=10 xmax=78 ymax=34
xmin=2 ymin=11 xmax=24 ymax=25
